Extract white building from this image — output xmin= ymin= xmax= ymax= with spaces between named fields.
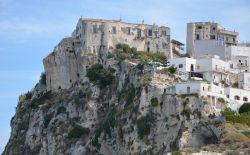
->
xmin=224 ymin=87 xmax=250 ymax=111
xmin=186 ymin=22 xmax=238 ymax=58
xmin=196 ymin=55 xmax=230 ymax=85
xmin=169 ymin=55 xmax=230 ymax=85
xmin=238 ymin=72 xmax=250 ymax=91
xmin=226 ymin=45 xmax=250 ymax=72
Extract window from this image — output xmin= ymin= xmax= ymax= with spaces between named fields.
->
xmin=245 ymin=60 xmax=247 ymax=66
xmin=230 ymin=64 xmax=233 ymax=69
xmin=212 ymin=27 xmax=216 ymax=30
xmin=93 ymin=25 xmax=98 ymax=33
xmin=243 ymin=97 xmax=248 ymax=102
xmin=162 ymin=42 xmax=167 ymax=49
xmin=197 ymin=66 xmax=200 ymax=69
xmin=210 ymin=35 xmax=215 ymax=39
xmin=127 ymin=27 xmax=131 ymax=35
xmin=179 ymin=64 xmax=183 ymax=68
xmin=147 ymin=47 xmax=150 ymax=52
xmin=148 ymin=29 xmax=152 ymax=36
xmin=203 ymin=87 xmax=205 ymax=91
xmin=239 ymin=60 xmax=241 ymax=63
xmin=233 ymin=38 xmax=235 ymax=43
xmin=226 ymin=37 xmax=228 ymax=42
xmin=162 ymin=30 xmax=167 ymax=36
xmin=197 ymin=26 xmax=202 ymax=29
xmin=196 ymin=34 xmax=200 ymax=40
xmin=227 ymin=95 xmax=229 ymax=98
xmin=234 ymin=95 xmax=240 ymax=100
xmin=187 ymin=86 xmax=190 ymax=93
xmin=137 ymin=29 xmax=141 ymax=37
xmin=112 ymin=26 xmax=116 ymax=34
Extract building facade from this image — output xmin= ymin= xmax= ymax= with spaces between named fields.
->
xmin=186 ymin=22 xmax=238 ymax=58
xmin=72 ymin=18 xmax=172 ymax=58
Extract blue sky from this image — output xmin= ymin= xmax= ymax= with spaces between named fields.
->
xmin=0 ymin=0 xmax=250 ymax=153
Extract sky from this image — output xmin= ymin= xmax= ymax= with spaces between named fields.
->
xmin=0 ymin=0 xmax=250 ymax=153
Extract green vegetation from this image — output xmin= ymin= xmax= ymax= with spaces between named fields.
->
xmin=221 ymin=108 xmax=235 ymax=116
xmin=29 ymin=91 xmax=52 ymax=108
xmin=136 ymin=113 xmax=156 ymax=139
xmin=241 ymin=131 xmax=250 ymax=138
xmin=40 ymin=72 xmax=46 ymax=85
xmin=93 ymin=106 xmax=117 ymax=148
xmin=151 ymin=97 xmax=159 ymax=107
xmin=44 ymin=113 xmax=53 ymax=128
xmin=86 ymin=64 xmax=114 ymax=89
xmin=57 ymin=106 xmax=66 ymax=114
xmin=115 ymin=43 xmax=169 ymax=66
xmin=68 ymin=124 xmax=89 ymax=139
xmin=221 ymin=108 xmax=250 ymax=127
xmin=167 ymin=65 xmax=177 ymax=74
xmin=217 ymin=97 xmax=227 ymax=104
xmin=25 ymin=91 xmax=32 ymax=100
xmin=232 ymin=82 xmax=239 ymax=88
xmin=239 ymin=103 xmax=250 ymax=114
xmin=181 ymin=109 xmax=191 ymax=120
xmin=171 ymin=151 xmax=182 ymax=155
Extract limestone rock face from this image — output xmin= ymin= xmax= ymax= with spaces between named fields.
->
xmin=43 ymin=37 xmax=99 ymax=91
xmin=4 ymin=35 xmax=244 ymax=155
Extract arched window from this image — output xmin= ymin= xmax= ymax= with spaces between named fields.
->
xmin=234 ymin=95 xmax=240 ymax=100
xmin=243 ymin=97 xmax=248 ymax=102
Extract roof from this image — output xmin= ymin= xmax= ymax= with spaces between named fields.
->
xmin=79 ymin=18 xmax=170 ymax=28
xmin=171 ymin=39 xmax=184 ymax=45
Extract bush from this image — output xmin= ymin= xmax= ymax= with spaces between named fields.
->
xmin=68 ymin=124 xmax=89 ymax=139
xmin=25 ymin=91 xmax=32 ymax=100
xmin=29 ymin=91 xmax=52 ymax=108
xmin=44 ymin=113 xmax=53 ymax=128
xmin=86 ymin=64 xmax=114 ymax=89
xmin=181 ymin=109 xmax=191 ymax=120
xmin=136 ymin=116 xmax=151 ymax=139
xmin=225 ymin=115 xmax=250 ymax=127
xmin=232 ymin=82 xmax=238 ymax=88
xmin=168 ymin=66 xmax=177 ymax=74
xmin=40 ymin=72 xmax=46 ymax=85
xmin=221 ymin=108 xmax=235 ymax=116
xmin=151 ymin=97 xmax=159 ymax=107
xmin=217 ymin=98 xmax=226 ymax=104
xmin=239 ymin=103 xmax=250 ymax=114
xmin=57 ymin=106 xmax=66 ymax=114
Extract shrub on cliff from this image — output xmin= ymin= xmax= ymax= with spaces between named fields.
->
xmin=239 ymin=103 xmax=250 ymax=114
xmin=86 ymin=64 xmax=114 ymax=89
xmin=68 ymin=124 xmax=89 ymax=139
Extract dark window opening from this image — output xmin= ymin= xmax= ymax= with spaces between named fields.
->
xmin=179 ymin=64 xmax=183 ymax=68
xmin=196 ymin=34 xmax=200 ymax=40
xmin=137 ymin=29 xmax=141 ymax=37
xmin=148 ymin=29 xmax=152 ymax=36
xmin=112 ymin=26 xmax=116 ymax=34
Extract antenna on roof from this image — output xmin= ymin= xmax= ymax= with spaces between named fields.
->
xmin=142 ymin=19 xmax=144 ymax=24
xmin=119 ymin=17 xmax=122 ymax=22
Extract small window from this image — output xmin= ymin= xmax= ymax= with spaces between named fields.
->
xmin=212 ymin=27 xmax=216 ymax=30
xmin=197 ymin=26 xmax=202 ymax=29
xmin=137 ymin=29 xmax=141 ymax=37
xmin=127 ymin=27 xmax=131 ymax=35
xmin=210 ymin=35 xmax=215 ymax=39
xmin=243 ymin=97 xmax=248 ymax=102
xmin=233 ymin=38 xmax=235 ymax=43
xmin=230 ymin=64 xmax=233 ymax=68
xmin=203 ymin=87 xmax=205 ymax=91
xmin=196 ymin=34 xmax=200 ymax=40
xmin=179 ymin=64 xmax=183 ymax=68
xmin=227 ymin=95 xmax=229 ymax=98
xmin=239 ymin=60 xmax=241 ymax=63
xmin=197 ymin=66 xmax=200 ymax=69
xmin=162 ymin=30 xmax=167 ymax=36
xmin=112 ymin=26 xmax=116 ymax=34
xmin=148 ymin=29 xmax=152 ymax=36
xmin=234 ymin=95 xmax=240 ymax=100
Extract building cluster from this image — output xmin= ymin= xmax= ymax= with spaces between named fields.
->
xmin=69 ymin=18 xmax=249 ymax=112
xmin=168 ymin=22 xmax=250 ymax=112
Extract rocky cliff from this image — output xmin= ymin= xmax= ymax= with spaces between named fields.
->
xmin=3 ymin=38 xmax=250 ymax=155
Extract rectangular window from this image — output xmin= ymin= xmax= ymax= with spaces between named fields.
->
xmin=196 ymin=34 xmax=200 ymax=40
xmin=210 ymin=35 xmax=215 ymax=39
xmin=127 ymin=27 xmax=131 ymax=35
xmin=137 ymin=29 xmax=141 ymax=37
xmin=162 ymin=30 xmax=167 ymax=36
xmin=179 ymin=64 xmax=183 ymax=68
xmin=148 ymin=29 xmax=152 ymax=36
xmin=112 ymin=26 xmax=116 ymax=34
xmin=197 ymin=26 xmax=202 ymax=29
